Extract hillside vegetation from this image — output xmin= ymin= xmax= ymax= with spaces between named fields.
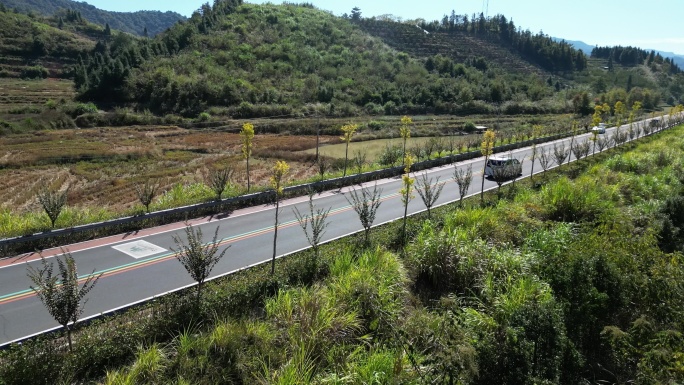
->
xmin=0 ymin=0 xmax=184 ymax=36
xmin=0 ymin=7 xmax=96 ymax=77
xmin=70 ymin=1 xmax=590 ymax=119
xmin=68 ymin=1 xmax=684 ymax=122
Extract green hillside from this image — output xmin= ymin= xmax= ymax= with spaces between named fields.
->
xmin=72 ymin=2 xmax=589 ymax=119
xmin=0 ymin=0 xmax=184 ymax=36
xmin=69 ymin=1 xmax=684 ymax=121
xmin=0 ymin=7 xmax=96 ymax=77
xmin=358 ymin=16 xmax=584 ymax=76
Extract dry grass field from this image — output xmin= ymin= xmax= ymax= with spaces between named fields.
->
xmin=0 ymin=126 xmax=338 ymax=214
xmin=0 ymin=78 xmax=74 ymax=117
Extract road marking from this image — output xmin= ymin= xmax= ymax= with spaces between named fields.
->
xmin=112 ymin=240 xmax=167 ymax=259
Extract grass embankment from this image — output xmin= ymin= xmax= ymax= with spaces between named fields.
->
xmin=2 ymin=125 xmax=683 ymax=384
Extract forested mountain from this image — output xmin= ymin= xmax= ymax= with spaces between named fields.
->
xmin=592 ymin=45 xmax=681 ymax=73
xmin=414 ymin=13 xmax=588 ymax=73
xmin=0 ymin=6 xmax=97 ymax=77
xmin=0 ymin=0 xmax=184 ymax=36
xmin=71 ymin=1 xmax=597 ymax=119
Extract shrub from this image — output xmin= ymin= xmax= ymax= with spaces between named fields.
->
xmin=20 ymin=66 xmax=49 ymax=79
xmin=364 ymin=102 xmax=384 ymax=115
xmin=63 ymin=102 xmax=98 ymax=117
xmin=463 ymin=121 xmax=476 ymax=133
xmin=196 ymin=111 xmax=211 ymax=122
xmin=378 ymin=143 xmax=402 ymax=166
xmin=539 ymin=177 xmax=612 ymax=223
xmin=367 ymin=120 xmax=385 ymax=130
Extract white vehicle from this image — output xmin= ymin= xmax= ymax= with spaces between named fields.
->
xmin=592 ymin=122 xmax=607 ymax=134
xmin=484 ymin=155 xmax=523 ymax=178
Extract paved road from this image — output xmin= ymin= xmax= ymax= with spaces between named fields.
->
xmin=0 ymin=118 xmax=669 ymax=345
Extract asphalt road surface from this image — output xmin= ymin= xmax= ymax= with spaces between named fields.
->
xmin=0 ymin=118 xmax=669 ymax=346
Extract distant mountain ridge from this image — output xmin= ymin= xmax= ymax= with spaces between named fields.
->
xmin=552 ymin=37 xmax=684 ymax=68
xmin=0 ymin=0 xmax=185 ymax=36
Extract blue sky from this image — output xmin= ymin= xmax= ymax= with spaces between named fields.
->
xmin=84 ymin=0 xmax=684 ymax=55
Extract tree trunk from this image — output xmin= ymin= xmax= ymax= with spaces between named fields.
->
xmin=246 ymin=157 xmax=251 ymax=192
xmin=66 ymin=325 xmax=73 ymax=353
xmin=402 ymin=140 xmax=407 ymax=166
xmin=196 ymin=281 xmax=203 ymax=306
xmin=530 ymin=154 xmax=536 ymax=181
xmin=316 ymin=116 xmax=320 ymax=162
xmin=402 ymin=200 xmax=408 ymax=243
xmin=480 ymin=158 xmax=487 ymax=204
xmin=343 ymin=142 xmax=349 ymax=176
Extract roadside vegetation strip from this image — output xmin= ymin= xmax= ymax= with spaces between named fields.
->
xmin=4 ymin=122 xmax=681 ymax=384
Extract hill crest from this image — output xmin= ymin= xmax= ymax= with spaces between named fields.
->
xmin=0 ymin=0 xmax=185 ymax=36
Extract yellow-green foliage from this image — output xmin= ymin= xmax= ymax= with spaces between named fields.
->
xmin=154 ymin=183 xmax=214 ymax=210
xmin=99 ymin=247 xmax=413 ymax=384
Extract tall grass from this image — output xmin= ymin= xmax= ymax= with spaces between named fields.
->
xmin=538 ymin=176 xmax=615 ymax=223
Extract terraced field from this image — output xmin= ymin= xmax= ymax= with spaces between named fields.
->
xmin=0 ymin=126 xmax=335 ymax=214
xmin=359 ymin=19 xmax=544 ymax=76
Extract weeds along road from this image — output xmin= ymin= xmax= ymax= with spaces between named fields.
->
xmin=0 ymin=118 xmax=667 ymax=346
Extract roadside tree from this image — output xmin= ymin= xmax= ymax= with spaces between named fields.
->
xmin=480 ymin=129 xmax=496 ymax=203
xmin=400 ymin=153 xmax=416 ymax=243
xmin=205 ymin=166 xmax=233 ymax=201
xmin=529 ymin=124 xmax=543 ymax=181
xmin=293 ymin=190 xmax=330 ymax=269
xmin=346 ymin=183 xmax=382 ymax=245
xmin=340 ymin=123 xmax=358 ymax=177
xmin=37 ymin=183 xmax=68 ymax=228
xmin=591 ymin=104 xmax=603 ymax=128
xmin=269 ymin=160 xmax=289 ymax=275
xmin=135 ymin=179 xmax=158 ymax=214
xmin=614 ymin=101 xmax=625 ymax=128
xmin=553 ymin=143 xmax=569 ymax=168
xmin=171 ymin=225 xmax=228 ymax=305
xmin=240 ymin=122 xmax=255 ymax=192
xmin=453 ymin=164 xmax=473 ymax=207
xmin=567 ymin=121 xmax=579 ymax=166
xmin=539 ymin=147 xmax=552 ymax=176
xmin=28 ymin=251 xmax=101 ymax=352
xmin=353 ymin=150 xmax=367 ymax=175
xmin=416 ymin=172 xmax=445 ymax=219
xmin=490 ymin=159 xmax=518 ymax=200
xmin=573 ymin=140 xmax=591 ymax=161
xmin=400 ymin=115 xmax=412 ymax=163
